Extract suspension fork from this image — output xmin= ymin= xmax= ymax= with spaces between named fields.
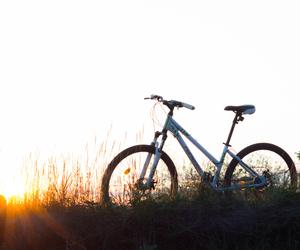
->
xmin=139 ymin=131 xmax=167 ymax=189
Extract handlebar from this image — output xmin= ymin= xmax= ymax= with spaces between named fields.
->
xmin=144 ymin=94 xmax=195 ymax=111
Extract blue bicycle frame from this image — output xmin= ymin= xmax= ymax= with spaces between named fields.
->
xmin=140 ymin=113 xmax=267 ymax=191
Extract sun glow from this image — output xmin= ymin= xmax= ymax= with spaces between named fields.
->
xmin=0 ymin=157 xmax=25 ymax=200
xmin=0 ymin=171 xmax=26 ymax=201
xmin=0 ymin=150 xmax=27 ymax=202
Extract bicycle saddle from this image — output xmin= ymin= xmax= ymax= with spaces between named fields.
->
xmin=224 ymin=105 xmax=255 ymax=115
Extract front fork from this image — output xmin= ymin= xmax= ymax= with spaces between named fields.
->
xmin=138 ymin=131 xmax=167 ymax=190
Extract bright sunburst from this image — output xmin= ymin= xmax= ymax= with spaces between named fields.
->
xmin=0 ymin=170 xmax=26 ymax=201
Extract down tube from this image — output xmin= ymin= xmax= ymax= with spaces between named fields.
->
xmin=175 ymin=133 xmax=205 ymax=176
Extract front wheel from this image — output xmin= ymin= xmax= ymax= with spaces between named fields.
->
xmin=224 ymin=143 xmax=297 ymax=192
xmin=100 ymin=145 xmax=178 ymax=205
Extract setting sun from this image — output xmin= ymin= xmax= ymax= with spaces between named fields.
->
xmin=0 ymin=173 xmax=25 ymax=201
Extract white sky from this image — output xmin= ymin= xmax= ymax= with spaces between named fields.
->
xmin=0 ymin=0 xmax=300 ymax=186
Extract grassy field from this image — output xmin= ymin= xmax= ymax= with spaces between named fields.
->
xmin=0 ymin=140 xmax=299 ymax=249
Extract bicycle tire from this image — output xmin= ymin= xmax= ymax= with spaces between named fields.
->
xmin=224 ymin=143 xmax=297 ymax=190
xmin=100 ymin=145 xmax=178 ymax=205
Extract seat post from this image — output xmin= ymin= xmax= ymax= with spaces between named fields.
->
xmin=224 ymin=112 xmax=240 ymax=147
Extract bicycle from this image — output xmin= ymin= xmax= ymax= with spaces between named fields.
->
xmin=101 ymin=95 xmax=297 ymax=205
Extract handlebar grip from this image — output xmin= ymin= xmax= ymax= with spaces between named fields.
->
xmin=182 ymin=102 xmax=195 ymax=110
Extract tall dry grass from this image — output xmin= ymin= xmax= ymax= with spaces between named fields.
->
xmin=11 ymin=128 xmax=147 ymax=207
xmin=0 ymin=128 xmax=297 ymax=209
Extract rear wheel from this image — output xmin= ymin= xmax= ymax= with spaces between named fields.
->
xmin=224 ymin=143 xmax=297 ymax=196
xmin=101 ymin=145 xmax=178 ymax=205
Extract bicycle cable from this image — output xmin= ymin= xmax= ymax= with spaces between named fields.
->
xmin=150 ymin=101 xmax=168 ymax=134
